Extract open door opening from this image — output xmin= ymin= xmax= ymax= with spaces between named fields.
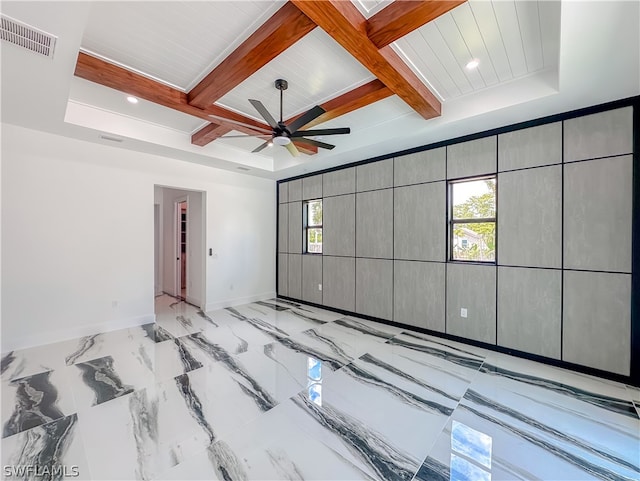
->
xmin=177 ymin=200 xmax=187 ymax=300
xmin=154 ymin=186 xmax=206 ymax=310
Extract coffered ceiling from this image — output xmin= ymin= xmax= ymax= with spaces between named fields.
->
xmin=1 ymin=1 xmax=639 ymax=179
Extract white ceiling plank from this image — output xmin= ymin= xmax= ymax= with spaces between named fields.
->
xmin=215 ymin=28 xmax=374 ymax=122
xmin=435 ymin=13 xmax=486 ymax=90
xmin=81 ymin=1 xmax=284 ymax=90
xmin=417 ymin=22 xmax=474 ymax=95
xmin=492 ymin=0 xmax=528 ymax=78
xmin=450 ymin=3 xmax=500 ymax=87
xmin=392 ymin=38 xmax=459 ymax=100
xmin=515 ymin=1 xmax=544 ymax=72
xmin=468 ymin=0 xmax=513 ymax=82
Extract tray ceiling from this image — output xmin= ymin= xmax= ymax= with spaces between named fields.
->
xmin=1 ymin=0 xmax=638 ymax=179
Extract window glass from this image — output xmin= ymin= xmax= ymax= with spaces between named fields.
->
xmin=450 ymin=177 xmax=496 ymax=262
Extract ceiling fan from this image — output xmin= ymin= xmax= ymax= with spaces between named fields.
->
xmin=210 ymin=79 xmax=350 ymax=157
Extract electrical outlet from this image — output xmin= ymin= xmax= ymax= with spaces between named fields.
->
xmin=318 ymin=284 xmax=322 ymax=291
xmin=460 ymin=308 xmax=468 ymax=318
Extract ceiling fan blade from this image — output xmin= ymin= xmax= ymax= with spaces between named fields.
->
xmin=287 ymin=105 xmax=326 ymax=134
xmin=252 ymin=141 xmax=271 ymax=153
xmin=249 ymin=99 xmax=278 ymax=128
xmin=290 ymin=127 xmax=350 ymax=138
xmin=208 ymin=115 xmax=272 ymax=135
xmin=284 ymin=142 xmax=300 ymax=157
xmin=293 ymin=137 xmax=335 ymax=150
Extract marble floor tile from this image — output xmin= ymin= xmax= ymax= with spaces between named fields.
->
xmin=67 ymin=353 xmax=154 ymax=409
xmin=2 ymin=414 xmax=92 ymax=480
xmin=229 ymin=302 xmax=328 ymax=335
xmin=2 ymin=369 xmax=76 ymax=438
xmin=1 ymin=339 xmax=77 ymax=382
xmin=150 ymin=338 xmax=204 ymax=381
xmin=2 ymin=295 xmax=638 ymax=480
xmin=156 ymin=401 xmax=375 ymax=480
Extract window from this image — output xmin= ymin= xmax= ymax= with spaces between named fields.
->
xmin=304 ymin=199 xmax=322 ymax=253
xmin=449 ymin=177 xmax=496 ymax=262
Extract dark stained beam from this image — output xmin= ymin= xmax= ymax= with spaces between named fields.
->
xmin=74 ymin=52 xmax=269 ymax=133
xmin=191 ymin=123 xmax=232 ymax=147
xmin=290 ymin=0 xmax=441 ymax=120
xmin=286 ymin=79 xmax=392 ymax=129
xmin=367 ymin=0 xmax=466 ymax=48
xmin=187 ymin=2 xmax=316 ymax=108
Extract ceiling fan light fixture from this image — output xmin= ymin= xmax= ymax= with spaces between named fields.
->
xmin=273 ymin=135 xmax=291 ymax=146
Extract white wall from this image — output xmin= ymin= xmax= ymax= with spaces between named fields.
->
xmin=1 ymin=124 xmax=276 ymax=351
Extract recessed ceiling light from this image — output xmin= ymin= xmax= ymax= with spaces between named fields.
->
xmin=267 ymin=141 xmax=273 ymax=147
xmin=466 ymin=59 xmax=480 ymax=70
xmin=126 ymin=96 xmax=138 ymax=104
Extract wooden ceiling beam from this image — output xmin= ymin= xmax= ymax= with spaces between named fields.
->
xmin=366 ymin=0 xmax=466 ymax=48
xmin=285 ymin=79 xmax=392 ymax=129
xmin=187 ymin=2 xmax=316 ymax=109
xmin=191 ymin=123 xmax=232 ymax=147
xmin=74 ymin=52 xmax=270 ymax=133
xmin=290 ymin=0 xmax=441 ymax=120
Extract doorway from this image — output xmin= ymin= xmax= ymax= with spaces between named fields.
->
xmin=177 ymin=200 xmax=187 ymax=300
xmin=154 ymin=186 xmax=206 ymax=309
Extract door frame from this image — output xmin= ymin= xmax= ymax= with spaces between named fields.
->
xmin=174 ymin=196 xmax=188 ymax=299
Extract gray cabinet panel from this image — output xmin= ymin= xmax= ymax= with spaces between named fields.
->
xmin=498 ymin=122 xmax=562 ymax=171
xmin=497 ymin=267 xmax=561 ymax=359
xmin=564 ymin=156 xmax=633 ymax=272
xmin=302 ymin=255 xmax=323 ymax=304
xmin=287 ymin=202 xmax=302 ymax=254
xmin=447 ymin=136 xmax=497 ymax=179
xmin=564 ymin=107 xmax=633 ymax=162
xmin=357 ymin=158 xmax=393 ymax=191
xmin=563 ymin=271 xmax=631 ymax=375
xmin=278 ymin=203 xmax=288 ymax=253
xmin=278 ymin=255 xmax=288 ymax=296
xmin=288 ymin=179 xmax=302 ymax=201
xmin=356 ymin=189 xmax=393 ymax=258
xmin=278 ymin=182 xmax=288 ymax=203
xmin=355 ymin=258 xmax=393 ymax=320
xmin=446 ymin=263 xmax=496 ymax=344
xmin=302 ymin=175 xmax=322 ymax=200
xmin=323 ymin=168 xmax=356 ymax=197
xmin=394 ymin=261 xmax=445 ymax=332
xmin=394 ymin=182 xmax=445 ymax=262
xmin=498 ymin=166 xmax=562 ymax=268
xmin=323 ymin=194 xmax=355 ymax=257
xmin=323 ymin=256 xmax=355 ymax=311
xmin=394 ymin=147 xmax=446 ymax=186
xmin=288 ymin=254 xmax=302 ymax=300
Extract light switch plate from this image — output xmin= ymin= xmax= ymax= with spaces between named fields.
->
xmin=461 ymin=308 xmax=468 ymax=318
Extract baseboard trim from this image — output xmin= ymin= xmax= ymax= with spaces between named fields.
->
xmin=2 ymin=313 xmax=156 ymax=353
xmin=205 ymin=291 xmax=276 ymax=312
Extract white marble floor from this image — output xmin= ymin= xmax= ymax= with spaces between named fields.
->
xmin=1 ymin=295 xmax=638 ymax=480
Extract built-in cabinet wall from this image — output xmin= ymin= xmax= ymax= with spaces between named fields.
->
xmin=278 ymin=104 xmax=635 ymax=377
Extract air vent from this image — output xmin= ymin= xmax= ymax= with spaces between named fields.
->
xmin=0 ymin=14 xmax=57 ymax=58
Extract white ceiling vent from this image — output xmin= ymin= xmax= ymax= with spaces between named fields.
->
xmin=0 ymin=14 xmax=57 ymax=58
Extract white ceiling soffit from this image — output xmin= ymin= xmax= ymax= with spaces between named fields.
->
xmin=392 ymin=0 xmax=561 ymax=102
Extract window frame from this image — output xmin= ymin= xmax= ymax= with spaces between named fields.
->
xmin=448 ymin=175 xmax=497 ymax=263
xmin=303 ymin=199 xmax=323 ymax=254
